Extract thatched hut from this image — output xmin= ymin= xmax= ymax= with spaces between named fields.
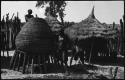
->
xmin=64 ymin=7 xmax=119 ymax=63
xmin=64 ymin=7 xmax=118 ymax=40
xmin=10 ymin=18 xmax=58 ymax=74
xmin=15 ymin=18 xmax=56 ymax=55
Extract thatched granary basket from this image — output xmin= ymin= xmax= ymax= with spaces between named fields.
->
xmin=15 ymin=18 xmax=56 ymax=55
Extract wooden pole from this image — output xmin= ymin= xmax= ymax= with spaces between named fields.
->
xmin=6 ymin=13 xmax=9 ymax=57
xmin=31 ymin=56 xmax=34 ymax=74
xmin=22 ymin=53 xmax=27 ymax=74
xmin=17 ymin=52 xmax=21 ymax=71
xmin=13 ymin=52 xmax=19 ymax=70
xmin=43 ymin=56 xmax=47 ymax=74
xmin=120 ymin=19 xmax=123 ymax=55
xmin=9 ymin=51 xmax=16 ymax=69
xmin=26 ymin=56 xmax=30 ymax=73
xmin=122 ymin=15 xmax=124 ymax=55
xmin=38 ymin=56 xmax=42 ymax=73
xmin=1 ymin=16 xmax=5 ymax=57
xmin=89 ymin=36 xmax=94 ymax=64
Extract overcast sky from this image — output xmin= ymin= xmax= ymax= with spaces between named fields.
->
xmin=1 ymin=1 xmax=124 ymax=24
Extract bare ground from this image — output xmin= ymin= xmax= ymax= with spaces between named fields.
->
xmin=1 ymin=55 xmax=124 ymax=79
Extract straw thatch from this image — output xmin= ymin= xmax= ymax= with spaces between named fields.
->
xmin=15 ymin=18 xmax=56 ymax=55
xmin=64 ymin=7 xmax=118 ymax=40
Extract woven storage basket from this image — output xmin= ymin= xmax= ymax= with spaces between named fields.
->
xmin=15 ymin=18 xmax=55 ymax=55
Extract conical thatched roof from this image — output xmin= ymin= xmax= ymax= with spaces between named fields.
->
xmin=64 ymin=7 xmax=118 ymax=40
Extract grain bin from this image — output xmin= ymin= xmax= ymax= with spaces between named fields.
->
xmin=15 ymin=18 xmax=56 ymax=55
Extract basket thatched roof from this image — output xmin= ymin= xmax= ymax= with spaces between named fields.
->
xmin=64 ymin=7 xmax=118 ymax=40
xmin=15 ymin=18 xmax=56 ymax=55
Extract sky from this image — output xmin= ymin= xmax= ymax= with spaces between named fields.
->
xmin=1 ymin=1 xmax=124 ymax=24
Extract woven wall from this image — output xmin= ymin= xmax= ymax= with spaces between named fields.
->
xmin=15 ymin=18 xmax=56 ymax=55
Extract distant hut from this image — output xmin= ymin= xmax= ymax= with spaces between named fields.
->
xmin=64 ymin=7 xmax=119 ymax=63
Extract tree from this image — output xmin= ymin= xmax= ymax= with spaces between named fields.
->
xmin=36 ymin=1 xmax=67 ymax=26
xmin=63 ymin=21 xmax=75 ymax=29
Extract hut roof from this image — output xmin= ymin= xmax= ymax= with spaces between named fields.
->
xmin=15 ymin=18 xmax=56 ymax=55
xmin=64 ymin=7 xmax=118 ymax=40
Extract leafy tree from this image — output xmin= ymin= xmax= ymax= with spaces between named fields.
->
xmin=36 ymin=1 xmax=67 ymax=26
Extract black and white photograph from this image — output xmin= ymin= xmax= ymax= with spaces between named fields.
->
xmin=1 ymin=0 xmax=124 ymax=79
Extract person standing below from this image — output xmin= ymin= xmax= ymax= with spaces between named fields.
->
xmin=25 ymin=9 xmax=34 ymax=22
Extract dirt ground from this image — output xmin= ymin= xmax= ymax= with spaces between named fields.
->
xmin=1 ymin=55 xmax=124 ymax=79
